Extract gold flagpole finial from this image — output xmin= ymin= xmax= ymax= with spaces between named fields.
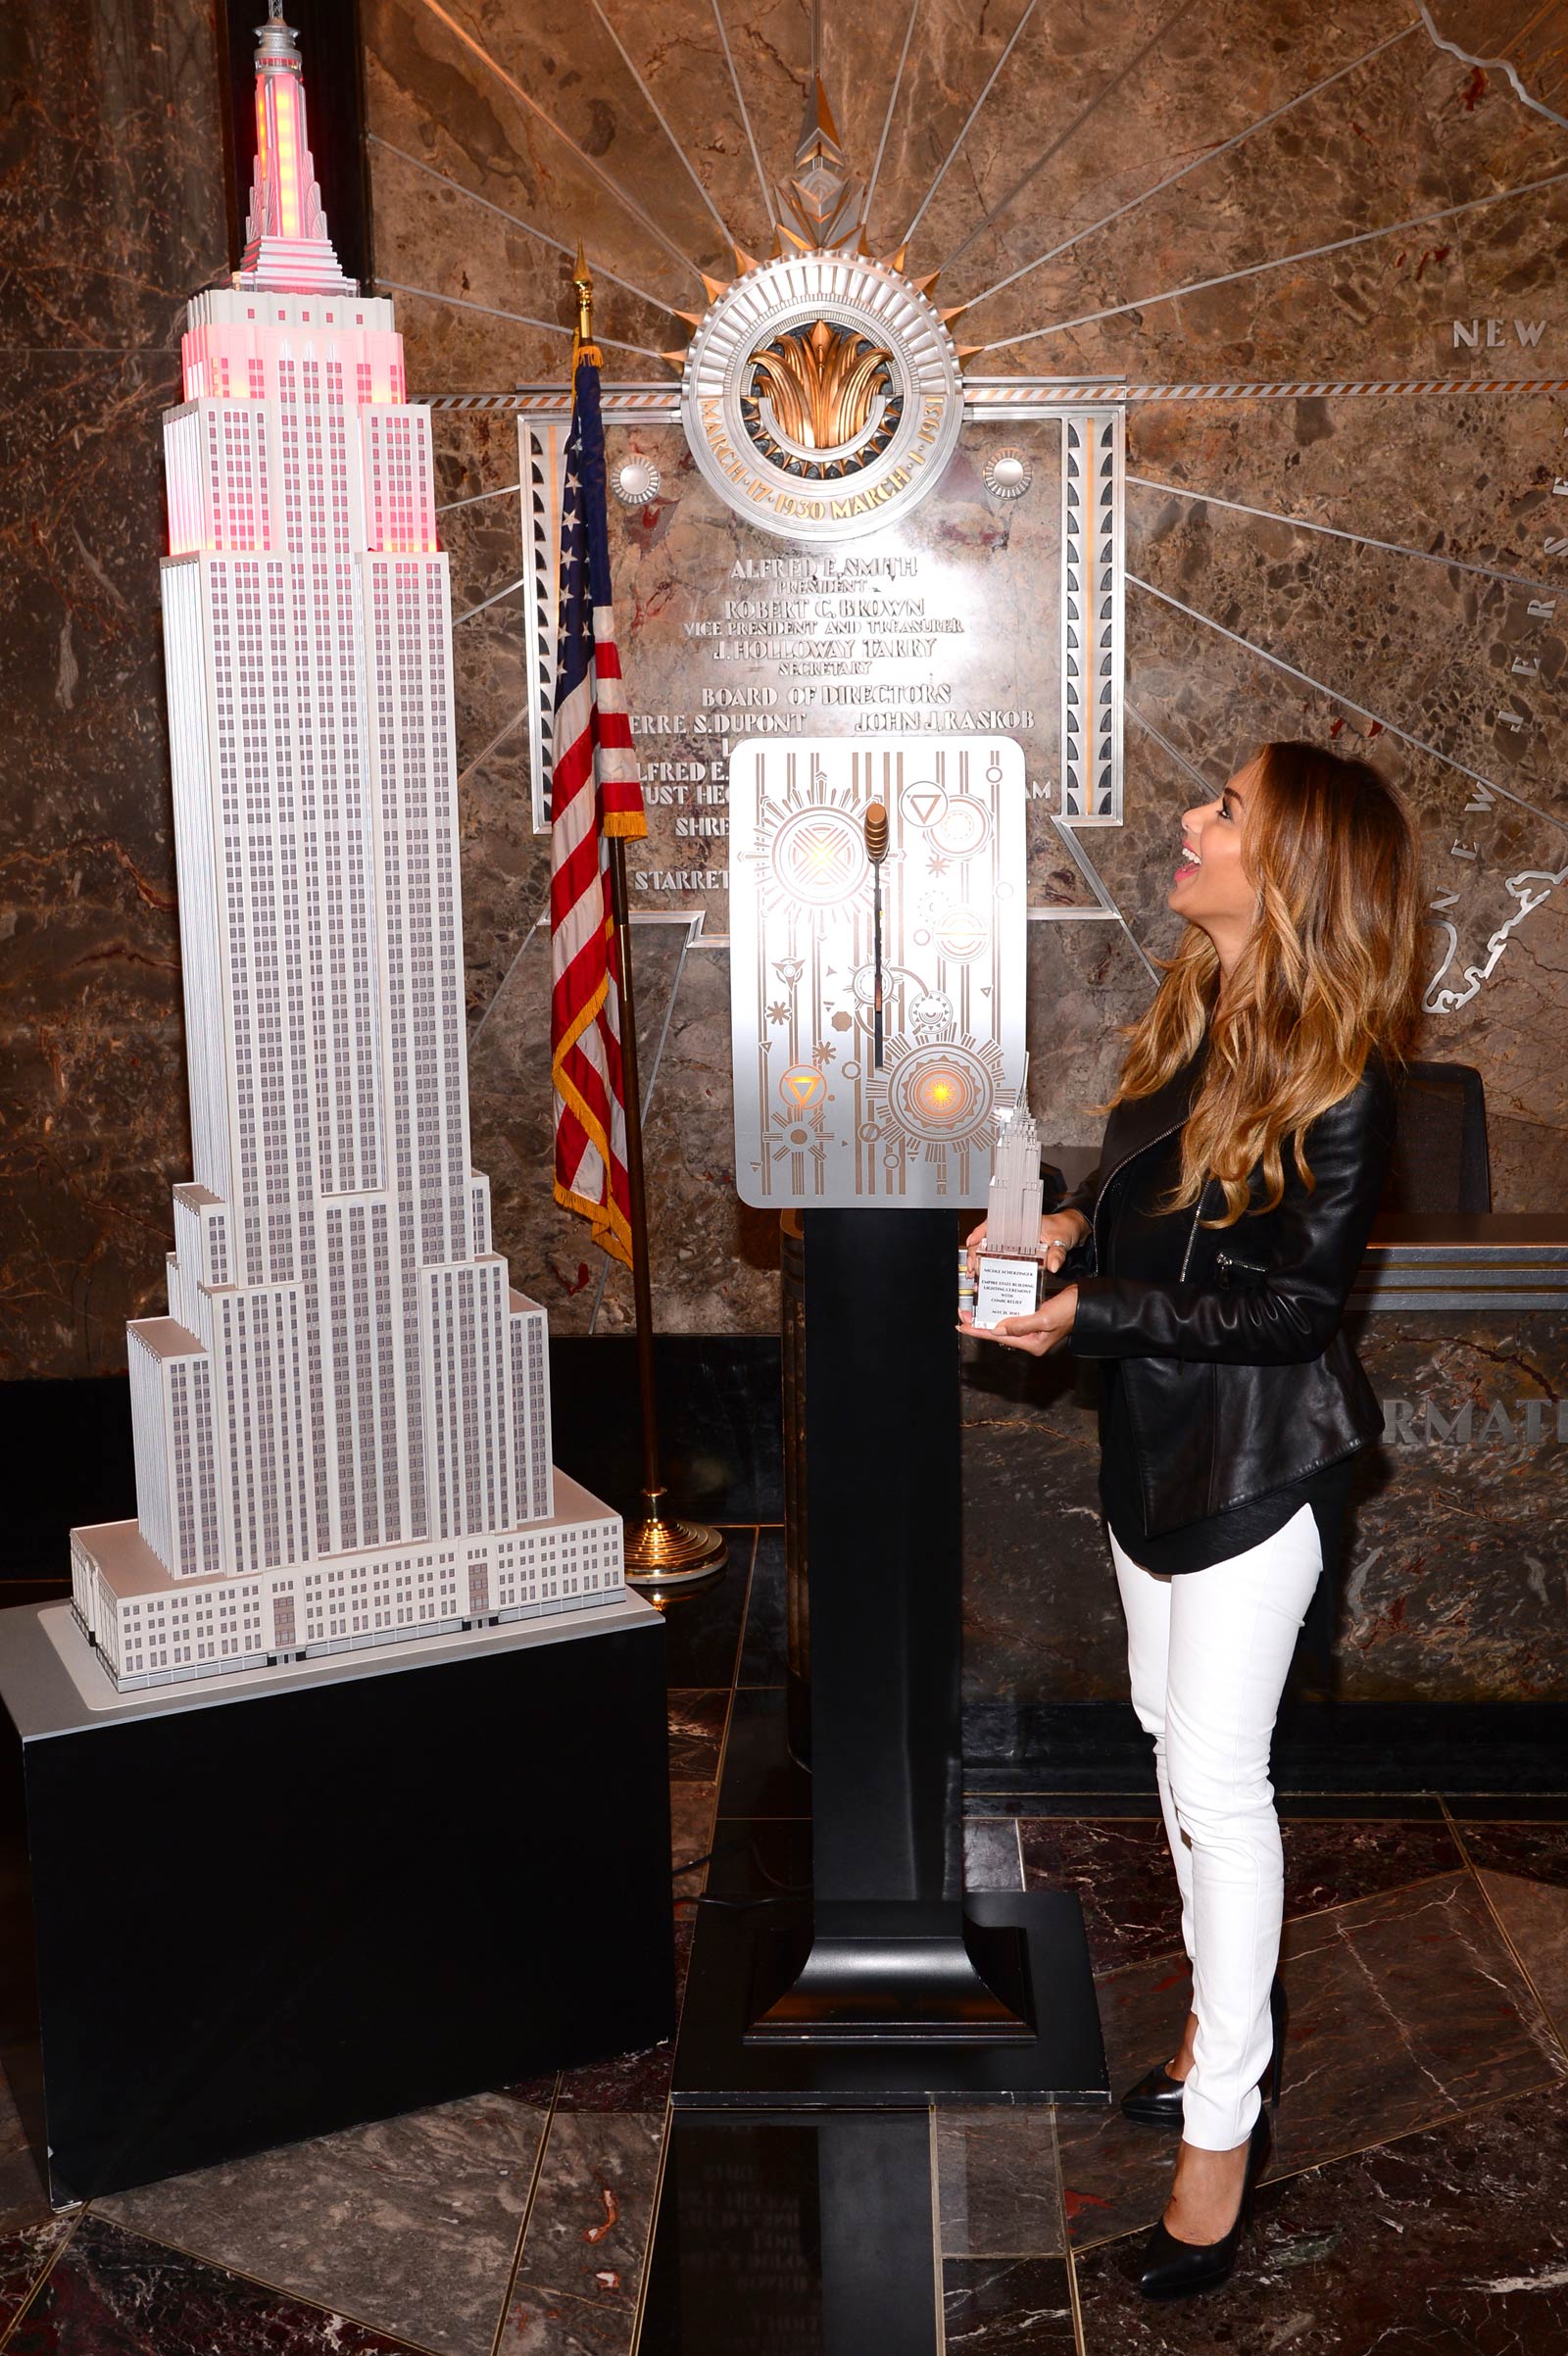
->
xmin=570 ymin=241 xmax=603 ymax=369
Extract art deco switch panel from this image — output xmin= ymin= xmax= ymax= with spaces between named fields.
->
xmin=729 ymin=736 xmax=1027 ymax=1209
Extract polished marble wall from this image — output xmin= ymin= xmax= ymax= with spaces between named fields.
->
xmin=357 ymin=0 xmax=1568 ymax=1358
xmin=3 ymin=0 xmax=225 ymax=1380
xmin=960 ymin=1304 xmax=1568 ymax=1710
xmin=6 ymin=0 xmax=1568 ymax=1400
xmin=354 ymin=0 xmax=1568 ymax=1360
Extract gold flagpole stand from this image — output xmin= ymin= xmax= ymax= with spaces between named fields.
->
xmin=572 ymin=249 xmax=726 ymax=1592
xmin=605 ymin=833 xmax=727 ymax=1589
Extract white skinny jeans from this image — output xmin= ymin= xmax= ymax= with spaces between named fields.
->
xmin=1108 ymin=1501 xmax=1324 ymax=2151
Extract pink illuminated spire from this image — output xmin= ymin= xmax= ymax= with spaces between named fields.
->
xmin=238 ymin=3 xmax=353 ymax=294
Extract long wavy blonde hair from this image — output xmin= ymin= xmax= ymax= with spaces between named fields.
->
xmin=1102 ymin=740 xmax=1425 ymax=1227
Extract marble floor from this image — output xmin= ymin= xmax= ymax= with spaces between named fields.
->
xmin=1 ymin=1527 xmax=1565 ymax=2352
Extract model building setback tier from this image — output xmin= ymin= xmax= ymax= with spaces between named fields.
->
xmin=69 ymin=11 xmax=623 ymax=1693
xmin=71 ymin=1472 xmax=623 ymax=1694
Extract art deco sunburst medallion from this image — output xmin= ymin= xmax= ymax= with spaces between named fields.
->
xmin=676 ymin=84 xmax=965 ymax=543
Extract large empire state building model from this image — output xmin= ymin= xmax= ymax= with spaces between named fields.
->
xmin=71 ymin=9 xmax=621 ymax=1691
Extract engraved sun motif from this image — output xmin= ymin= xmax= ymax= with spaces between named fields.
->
xmin=745 ymin=762 xmax=875 ymax=926
xmin=908 ymin=991 xmax=956 ymax=1045
xmin=877 ymin=1039 xmax=1002 ymax=1149
xmin=772 ymin=808 xmax=867 ymax=903
xmin=868 ymin=1032 xmax=1012 ymax=1198
xmin=767 ymin=1095 xmax=830 ymax=1191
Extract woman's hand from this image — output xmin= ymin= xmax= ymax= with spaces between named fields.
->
xmin=964 ymin=1208 xmax=1090 ymax=1280
xmin=958 ymin=1283 xmax=1079 ymax=1355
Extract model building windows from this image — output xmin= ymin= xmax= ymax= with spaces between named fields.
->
xmin=81 ymin=267 xmax=608 ymax=1685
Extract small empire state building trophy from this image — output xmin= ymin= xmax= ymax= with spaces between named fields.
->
xmin=973 ymin=1102 xmax=1050 ymax=1329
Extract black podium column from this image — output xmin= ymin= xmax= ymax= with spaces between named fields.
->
xmin=746 ymin=1208 xmax=1031 ymax=2039
xmin=805 ymin=1207 xmax=962 ymax=1908
xmin=671 ymin=1204 xmax=1107 ymax=2104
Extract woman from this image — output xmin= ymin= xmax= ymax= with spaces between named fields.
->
xmin=963 ymin=739 xmax=1423 ymax=2298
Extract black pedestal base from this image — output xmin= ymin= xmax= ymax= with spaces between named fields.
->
xmin=672 ymin=1890 xmax=1109 ymax=2108
xmin=0 ymin=1600 xmax=674 ymax=2203
xmin=746 ymin=1900 xmax=1035 ymax=2045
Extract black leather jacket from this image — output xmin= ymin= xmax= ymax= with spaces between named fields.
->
xmin=1057 ymin=1041 xmax=1397 ymax=1537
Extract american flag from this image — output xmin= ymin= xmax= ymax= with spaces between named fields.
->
xmin=549 ymin=354 xmax=646 ymax=1269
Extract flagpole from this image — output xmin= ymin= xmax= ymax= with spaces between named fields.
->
xmin=570 ymin=250 xmax=726 ymax=1589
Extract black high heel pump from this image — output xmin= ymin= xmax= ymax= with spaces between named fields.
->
xmin=1118 ymin=1974 xmax=1287 ymax=2127
xmin=1138 ymin=2101 xmax=1272 ymax=2298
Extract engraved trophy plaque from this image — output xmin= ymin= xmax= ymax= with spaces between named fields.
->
xmin=973 ymin=1102 xmax=1047 ymax=1329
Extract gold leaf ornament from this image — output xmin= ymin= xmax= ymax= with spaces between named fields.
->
xmin=750 ymin=319 xmax=893 ymax=453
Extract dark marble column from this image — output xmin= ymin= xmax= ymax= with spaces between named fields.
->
xmin=1 ymin=1 xmax=225 ymax=1377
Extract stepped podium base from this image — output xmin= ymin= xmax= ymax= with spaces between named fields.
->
xmin=746 ymin=1900 xmax=1035 ymax=2045
xmin=673 ymin=1890 xmax=1109 ymax=2107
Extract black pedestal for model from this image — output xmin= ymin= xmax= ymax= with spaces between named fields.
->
xmin=672 ymin=1210 xmax=1107 ymax=2106
xmin=0 ymin=1600 xmax=674 ymax=2202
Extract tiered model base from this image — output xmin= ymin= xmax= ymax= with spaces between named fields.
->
xmin=72 ymin=1470 xmax=621 ymax=1693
